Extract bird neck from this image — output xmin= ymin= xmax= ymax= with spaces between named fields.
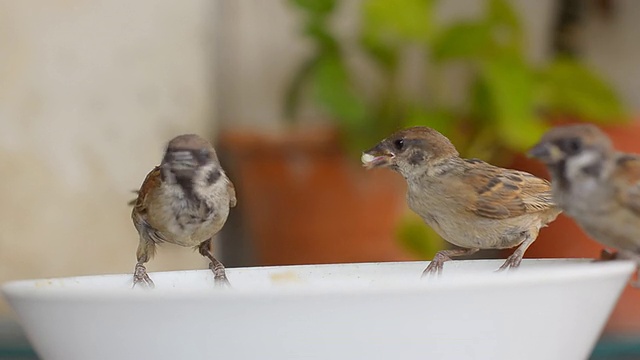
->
xmin=429 ymin=156 xmax=464 ymax=176
xmin=404 ymin=155 xmax=462 ymax=181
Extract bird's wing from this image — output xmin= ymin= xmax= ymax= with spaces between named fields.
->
xmin=613 ymin=154 xmax=640 ymax=215
xmin=131 ymin=166 xmax=167 ymax=243
xmin=227 ymin=179 xmax=237 ymax=208
xmin=133 ymin=166 xmax=161 ymax=212
xmin=462 ymin=161 xmax=557 ymax=219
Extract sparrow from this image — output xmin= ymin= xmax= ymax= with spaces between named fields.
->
xmin=131 ymin=134 xmax=237 ymax=288
xmin=362 ymin=126 xmax=561 ymax=276
xmin=529 ymin=124 xmax=640 ymax=266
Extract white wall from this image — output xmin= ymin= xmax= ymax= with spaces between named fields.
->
xmin=582 ymin=0 xmax=640 ymax=111
xmin=216 ymin=0 xmax=312 ymax=130
xmin=0 ymin=0 xmax=219 ymax=316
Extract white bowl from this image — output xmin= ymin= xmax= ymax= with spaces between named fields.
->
xmin=2 ymin=259 xmax=634 ymax=360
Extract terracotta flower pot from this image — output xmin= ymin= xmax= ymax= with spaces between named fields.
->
xmin=512 ymin=119 xmax=640 ymax=335
xmin=217 ymin=127 xmax=413 ymax=266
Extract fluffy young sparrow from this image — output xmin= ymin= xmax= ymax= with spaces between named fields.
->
xmin=529 ymin=124 xmax=640 ymax=265
xmin=362 ymin=126 xmax=561 ymax=276
xmin=131 ymin=134 xmax=237 ymax=287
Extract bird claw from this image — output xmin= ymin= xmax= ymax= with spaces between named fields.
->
xmin=132 ymin=264 xmax=155 ymax=289
xmin=496 ymin=254 xmax=522 ymax=272
xmin=421 ymin=251 xmax=455 ymax=278
xmin=209 ymin=262 xmax=231 ymax=288
xmin=214 ymin=275 xmax=231 ymax=287
xmin=421 ymin=260 xmax=444 ymax=278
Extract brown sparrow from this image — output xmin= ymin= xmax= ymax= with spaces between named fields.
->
xmin=529 ymin=124 xmax=640 ymax=266
xmin=362 ymin=126 xmax=561 ymax=275
xmin=131 ymin=134 xmax=237 ymax=287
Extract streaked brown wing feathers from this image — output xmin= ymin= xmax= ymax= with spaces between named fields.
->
xmin=614 ymin=154 xmax=640 ymax=215
xmin=464 ymin=162 xmax=555 ymax=219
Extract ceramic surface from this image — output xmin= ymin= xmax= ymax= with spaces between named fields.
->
xmin=2 ymin=259 xmax=634 ymax=360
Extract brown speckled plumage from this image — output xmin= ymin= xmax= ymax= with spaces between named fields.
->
xmin=530 ymin=125 xmax=640 ymax=283
xmin=131 ymin=134 xmax=236 ymax=287
xmin=363 ymin=126 xmax=560 ymax=275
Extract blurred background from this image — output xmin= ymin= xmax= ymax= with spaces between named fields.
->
xmin=1 ymin=0 xmax=640 ymax=358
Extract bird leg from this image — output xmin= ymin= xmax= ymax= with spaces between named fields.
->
xmin=422 ymin=248 xmax=479 ymax=277
xmin=497 ymin=233 xmax=535 ymax=271
xmin=133 ymin=263 xmax=154 ymax=288
xmin=133 ymin=240 xmax=155 ymax=288
xmin=198 ymin=239 xmax=230 ymax=287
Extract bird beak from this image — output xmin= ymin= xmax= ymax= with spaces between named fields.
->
xmin=361 ymin=145 xmax=395 ymax=169
xmin=528 ymin=142 xmax=562 ymax=163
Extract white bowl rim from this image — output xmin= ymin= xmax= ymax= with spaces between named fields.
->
xmin=1 ymin=259 xmax=635 ymax=300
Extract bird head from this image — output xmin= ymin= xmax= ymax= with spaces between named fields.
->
xmin=528 ymin=124 xmax=612 ymax=166
xmin=361 ymin=126 xmax=459 ymax=178
xmin=162 ymin=134 xmax=218 ymax=178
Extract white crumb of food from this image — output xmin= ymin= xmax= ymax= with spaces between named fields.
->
xmin=361 ymin=153 xmax=375 ymax=164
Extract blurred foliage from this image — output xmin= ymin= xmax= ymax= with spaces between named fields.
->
xmin=286 ymin=0 xmax=625 ymax=258
xmin=286 ymin=0 xmax=624 ymax=157
xmin=396 ymin=211 xmax=444 ymax=259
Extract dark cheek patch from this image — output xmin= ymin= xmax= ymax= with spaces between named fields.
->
xmin=408 ymin=152 xmax=424 ymax=166
xmin=196 ymin=149 xmax=211 ymax=165
xmin=206 ymin=168 xmax=221 ymax=186
xmin=176 ymin=176 xmax=195 ymax=199
xmin=581 ymin=162 xmax=602 ymax=177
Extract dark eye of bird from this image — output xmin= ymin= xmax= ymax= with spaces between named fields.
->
xmin=196 ymin=148 xmax=210 ymax=162
xmin=562 ymin=137 xmax=582 ymax=154
xmin=393 ymin=139 xmax=405 ymax=151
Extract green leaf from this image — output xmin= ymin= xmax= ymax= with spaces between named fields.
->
xmin=288 ymin=0 xmax=336 ymax=16
xmin=431 ymin=0 xmax=524 ymax=62
xmin=359 ymin=32 xmax=399 ymax=71
xmin=284 ymin=56 xmax=319 ymax=123
xmin=470 ymin=78 xmax=494 ymax=122
xmin=311 ymin=54 xmax=367 ymax=131
xmin=537 ymin=58 xmax=625 ymax=122
xmin=481 ymin=55 xmax=547 ymax=151
xmin=403 ymin=106 xmax=460 ymax=141
xmin=396 ymin=212 xmax=444 ymax=259
xmin=303 ymin=17 xmax=340 ymax=51
xmin=359 ymin=0 xmax=435 ymax=71
xmin=486 ymin=0 xmax=523 ymax=53
xmin=431 ymin=22 xmax=491 ymax=62
xmin=361 ymin=0 xmax=436 ymax=45
xmin=487 ymin=0 xmax=522 ymax=34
